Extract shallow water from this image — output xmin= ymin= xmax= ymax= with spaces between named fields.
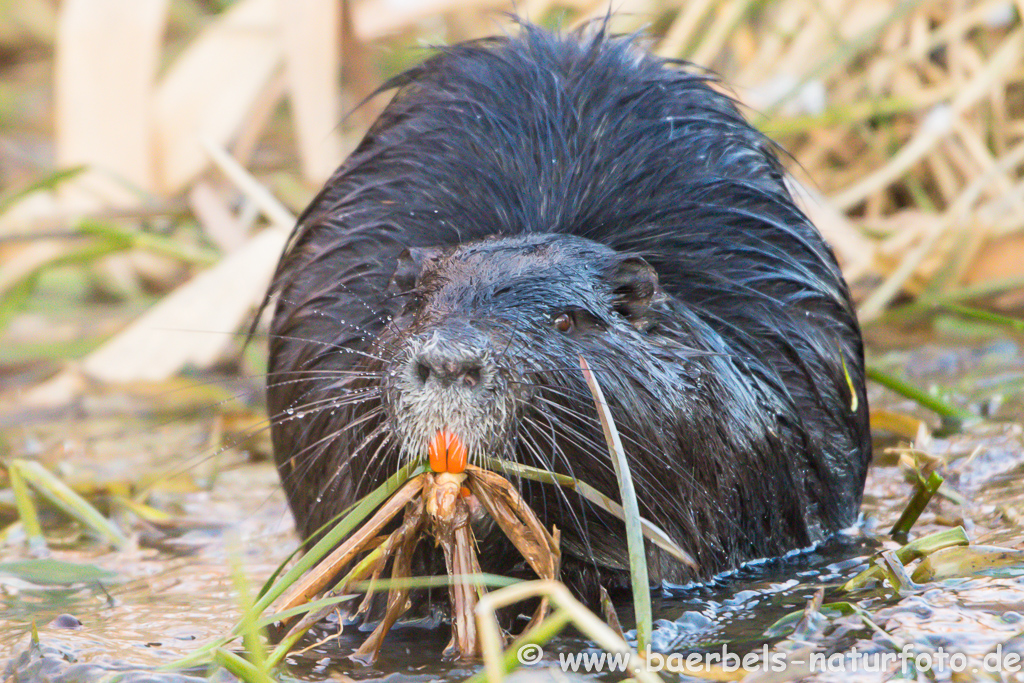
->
xmin=2 ymin=339 xmax=1023 ymax=682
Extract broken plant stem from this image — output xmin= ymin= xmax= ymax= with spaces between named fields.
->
xmin=890 ymin=470 xmax=944 ymax=543
xmin=275 ymin=473 xmax=427 ymax=619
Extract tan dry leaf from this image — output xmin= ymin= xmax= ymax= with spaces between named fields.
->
xmin=281 ymin=0 xmax=343 ymax=184
xmin=351 ymin=0 xmax=510 ymax=40
xmin=55 ymin=0 xmax=168 ymax=205
xmin=79 ymin=226 xmax=288 ymax=383
xmin=153 ymin=0 xmax=282 ymax=194
xmin=964 ymin=232 xmax=1024 ymax=285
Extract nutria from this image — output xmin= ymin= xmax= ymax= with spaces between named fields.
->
xmin=263 ymin=23 xmax=871 ymax=605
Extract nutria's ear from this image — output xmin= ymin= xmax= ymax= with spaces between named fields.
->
xmin=608 ymin=256 xmax=664 ymax=328
xmin=390 ymin=246 xmax=441 ymax=293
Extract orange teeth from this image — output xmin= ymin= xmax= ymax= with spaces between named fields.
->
xmin=428 ymin=430 xmax=468 ymax=474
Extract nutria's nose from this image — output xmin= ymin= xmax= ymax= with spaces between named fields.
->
xmin=407 ymin=324 xmax=493 ymax=389
xmin=413 ymin=351 xmax=485 ymax=388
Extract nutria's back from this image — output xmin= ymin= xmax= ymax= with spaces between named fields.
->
xmin=265 ymin=24 xmax=871 ymax=600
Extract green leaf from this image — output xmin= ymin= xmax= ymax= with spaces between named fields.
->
xmin=11 ymin=460 xmax=129 ymax=549
xmin=580 ymin=355 xmax=651 ymax=654
xmin=0 ymin=559 xmax=117 ymax=585
xmin=0 ymin=166 xmax=87 ymax=215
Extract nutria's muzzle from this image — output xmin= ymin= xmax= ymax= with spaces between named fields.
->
xmin=386 ymin=322 xmax=514 ymax=466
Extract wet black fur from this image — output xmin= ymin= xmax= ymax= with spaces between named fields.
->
xmin=264 ymin=23 xmax=872 ymax=605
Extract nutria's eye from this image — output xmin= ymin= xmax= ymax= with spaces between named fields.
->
xmin=553 ymin=312 xmax=574 ymax=333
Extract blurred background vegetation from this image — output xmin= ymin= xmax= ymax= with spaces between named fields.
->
xmin=1 ymin=3 xmax=1023 ymax=674
xmin=0 ymin=0 xmax=1022 ymax=404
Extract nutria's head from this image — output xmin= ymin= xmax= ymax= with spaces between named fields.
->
xmin=377 ymin=232 xmax=665 ymax=466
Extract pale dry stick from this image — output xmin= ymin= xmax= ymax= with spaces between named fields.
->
xmin=943 ymin=227 xmax=988 ymax=298
xmin=734 ymin=0 xmax=806 ymax=86
xmin=56 ymin=0 xmax=168 ymax=201
xmin=834 ymin=104 xmax=955 ymax=213
xmin=154 ymin=0 xmax=282 ymax=194
xmin=655 ymin=0 xmax=715 ymax=58
xmin=232 ymin=71 xmax=288 ymax=171
xmin=899 ymin=3 xmax=922 ymax=55
xmin=977 ymin=176 xmax=1024 ymax=235
xmin=859 ymin=137 xmax=1024 ymax=321
xmin=954 ymin=118 xmax=1016 ymax=196
xmin=189 ymin=182 xmax=247 ymax=252
xmin=947 ymin=3 xmax=967 ymax=92
xmin=276 ymin=474 xmax=427 ymax=617
xmin=0 ymin=241 xmax=68 ymax=296
xmin=72 ymin=224 xmax=288 ymax=384
xmin=475 ymin=580 xmax=663 ymax=683
xmin=864 ymin=186 xmax=887 ymax=222
xmin=281 ymin=0 xmax=343 ymax=185
xmin=990 ymin=74 xmax=1010 ymax=155
xmin=201 ymin=138 xmax=297 ymax=230
xmin=832 ymin=25 xmax=1023 ymax=212
xmin=689 ymin=0 xmax=756 ymax=70
xmin=769 ymin=0 xmax=840 ymax=87
xmin=941 ymin=135 xmax=984 ymax=191
xmin=900 ymin=0 xmax=1013 ymax=64
xmin=926 ymin=144 xmax=964 ymax=205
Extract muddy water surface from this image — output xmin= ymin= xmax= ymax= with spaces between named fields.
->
xmin=2 ymin=339 xmax=1023 ymax=682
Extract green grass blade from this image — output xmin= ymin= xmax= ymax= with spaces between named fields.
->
xmin=250 ymin=460 xmax=427 ymax=616
xmin=890 ymin=470 xmax=944 ymax=543
xmin=579 ymin=356 xmax=651 ymax=654
xmin=167 ymin=460 xmax=429 ymax=671
xmin=465 ymin=608 xmax=573 ymax=683
xmin=843 ymin=527 xmax=970 ymax=591
xmin=866 ymin=366 xmax=976 ymax=426
xmin=12 ymin=460 xmax=129 ymax=549
xmin=78 ymin=220 xmax=220 ymax=266
xmin=213 ymin=648 xmax=275 ymax=683
xmin=229 ymin=550 xmax=269 ymax=676
xmin=0 ymin=558 xmax=117 ymax=585
xmin=0 ymin=165 xmax=86 ymax=214
xmin=9 ymin=464 xmax=45 ymax=553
